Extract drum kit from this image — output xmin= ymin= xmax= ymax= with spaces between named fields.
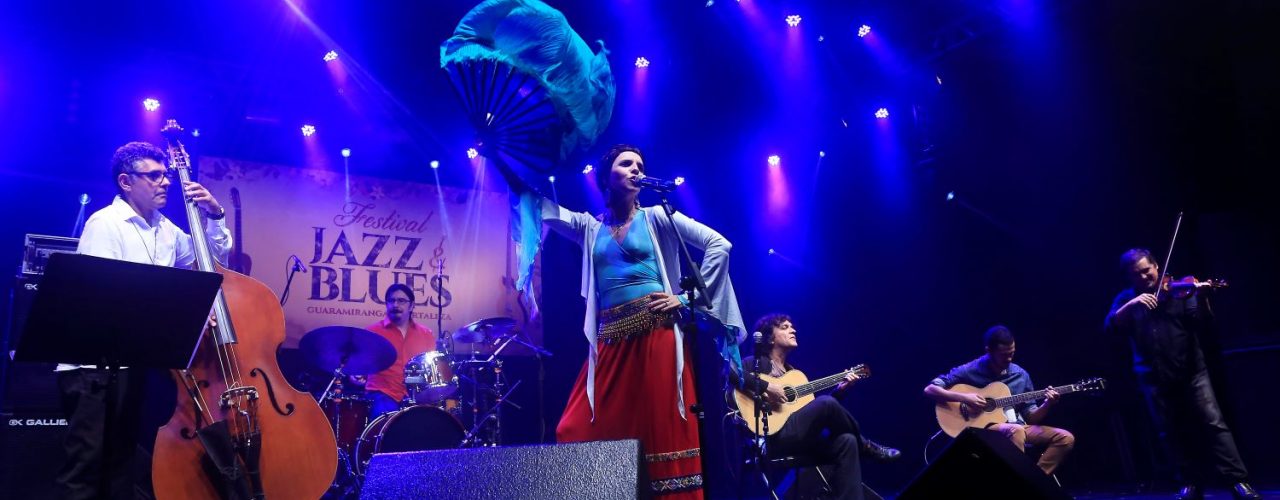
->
xmin=298 ymin=317 xmax=549 ymax=494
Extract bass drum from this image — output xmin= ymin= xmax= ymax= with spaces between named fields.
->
xmin=354 ymin=405 xmax=465 ymax=475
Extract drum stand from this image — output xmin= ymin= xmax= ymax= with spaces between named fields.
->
xmin=457 ymin=334 xmax=529 ymax=447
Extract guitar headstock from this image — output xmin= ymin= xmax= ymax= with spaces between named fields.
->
xmin=1073 ymin=377 xmax=1106 ymax=393
xmin=847 ymin=364 xmax=870 ymax=380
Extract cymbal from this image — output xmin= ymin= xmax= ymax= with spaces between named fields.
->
xmin=452 ymin=317 xmax=516 ymax=343
xmin=299 ymin=326 xmax=396 ymax=375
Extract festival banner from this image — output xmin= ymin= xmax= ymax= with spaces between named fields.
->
xmin=198 ymin=157 xmax=540 ymax=352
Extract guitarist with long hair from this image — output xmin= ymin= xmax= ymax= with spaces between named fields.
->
xmin=923 ymin=325 xmax=1075 ymax=475
xmin=736 ymin=313 xmax=900 ymax=500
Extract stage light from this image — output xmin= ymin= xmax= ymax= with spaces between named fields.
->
xmin=582 ymin=164 xmax=594 ymax=174
xmin=768 ymin=248 xmax=776 ymax=255
xmin=635 ymin=57 xmax=650 ymax=68
xmin=341 ymin=148 xmax=351 ymax=158
xmin=191 ymin=129 xmax=200 ymax=138
xmin=767 ymin=155 xmax=781 ymax=167
xmin=674 ymin=176 xmax=685 ymax=186
xmin=936 ymin=75 xmax=943 ymax=85
xmin=858 ymin=25 xmax=872 ymax=38
xmin=301 ymin=124 xmax=316 ymax=137
xmin=142 ymin=98 xmax=160 ymax=112
xmin=785 ymin=15 xmax=802 ymax=27
xmin=819 ymin=150 xmax=826 ymax=158
xmin=323 ymin=50 xmax=338 ymax=62
xmin=430 ymin=160 xmax=440 ymax=169
xmin=818 ymin=35 xmax=825 ymax=42
xmin=548 ymin=175 xmax=556 ymax=183
xmin=705 ymin=0 xmax=714 ymax=6
xmin=875 ymin=108 xmax=889 ymax=119
xmin=466 ymin=148 xmax=478 ymax=159
xmin=946 ymin=191 xmax=955 ymax=201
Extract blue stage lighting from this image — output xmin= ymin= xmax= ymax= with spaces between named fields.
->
xmin=466 ymin=148 xmax=479 ymax=159
xmin=582 ymin=164 xmax=594 ymax=174
xmin=301 ymin=124 xmax=316 ymax=137
xmin=142 ymin=98 xmax=160 ymax=112
xmin=341 ymin=148 xmax=351 ymax=158
xmin=767 ymin=155 xmax=781 ymax=167
xmin=875 ymin=108 xmax=889 ymax=119
xmin=635 ymin=57 xmax=650 ymax=68
xmin=674 ymin=176 xmax=685 ymax=186
xmin=946 ymin=191 xmax=955 ymax=201
xmin=430 ymin=160 xmax=440 ymax=169
xmin=785 ymin=15 xmax=802 ymax=27
xmin=323 ymin=50 xmax=338 ymax=62
xmin=858 ymin=25 xmax=872 ymax=38
xmin=548 ymin=175 xmax=556 ymax=183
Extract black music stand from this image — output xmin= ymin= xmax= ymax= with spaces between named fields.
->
xmin=12 ymin=252 xmax=222 ymax=497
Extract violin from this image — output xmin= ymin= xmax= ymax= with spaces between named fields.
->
xmin=1159 ymin=275 xmax=1228 ymax=300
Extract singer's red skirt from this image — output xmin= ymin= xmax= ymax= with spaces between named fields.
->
xmin=556 ymin=322 xmax=703 ymax=498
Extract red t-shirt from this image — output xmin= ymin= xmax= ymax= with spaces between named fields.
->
xmin=365 ymin=318 xmax=436 ymax=402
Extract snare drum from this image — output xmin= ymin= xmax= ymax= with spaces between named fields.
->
xmin=404 ymin=351 xmax=457 ymax=404
xmin=354 ymin=405 xmax=465 ymax=475
xmin=321 ymin=397 xmax=371 ymax=454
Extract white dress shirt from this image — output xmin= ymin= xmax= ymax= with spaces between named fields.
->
xmin=57 ymin=195 xmax=232 ymax=370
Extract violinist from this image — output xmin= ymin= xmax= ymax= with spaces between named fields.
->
xmin=1104 ymin=248 xmax=1259 ymax=500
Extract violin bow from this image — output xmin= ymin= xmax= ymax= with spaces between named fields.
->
xmin=1154 ymin=211 xmax=1184 ymax=301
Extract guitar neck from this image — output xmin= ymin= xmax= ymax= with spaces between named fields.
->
xmin=793 ymin=371 xmax=850 ymax=398
xmin=990 ymin=384 xmax=1078 ymax=408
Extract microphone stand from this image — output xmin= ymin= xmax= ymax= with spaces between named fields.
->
xmin=652 ymin=188 xmax=731 ymax=498
xmin=280 ymin=256 xmax=304 ymax=306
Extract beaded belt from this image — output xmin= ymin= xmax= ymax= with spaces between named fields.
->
xmin=597 ymin=295 xmax=675 ymax=343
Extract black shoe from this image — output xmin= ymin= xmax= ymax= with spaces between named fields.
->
xmin=1232 ymin=482 xmax=1262 ymax=500
xmin=1174 ymin=485 xmax=1203 ymax=500
xmin=861 ymin=439 xmax=901 ymax=463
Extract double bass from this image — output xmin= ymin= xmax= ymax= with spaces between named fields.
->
xmin=152 ymin=120 xmax=336 ymax=499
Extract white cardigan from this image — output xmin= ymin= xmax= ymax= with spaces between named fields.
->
xmin=542 ymin=201 xmax=746 ymax=420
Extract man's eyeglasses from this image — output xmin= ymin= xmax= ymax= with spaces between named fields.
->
xmin=129 ymin=169 xmax=176 ymax=183
xmin=388 ymin=298 xmax=413 ymax=305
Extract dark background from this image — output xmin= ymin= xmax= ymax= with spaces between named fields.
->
xmin=1 ymin=0 xmax=1277 ymax=494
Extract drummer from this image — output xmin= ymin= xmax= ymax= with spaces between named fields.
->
xmin=357 ymin=283 xmax=437 ymax=417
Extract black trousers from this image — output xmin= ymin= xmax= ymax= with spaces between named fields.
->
xmin=767 ymin=396 xmax=864 ymax=500
xmin=1139 ymin=368 xmax=1249 ymax=485
xmin=56 ymin=368 xmax=145 ymax=500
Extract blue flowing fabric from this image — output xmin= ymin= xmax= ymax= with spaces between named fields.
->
xmin=441 ymin=0 xmax=615 ymax=301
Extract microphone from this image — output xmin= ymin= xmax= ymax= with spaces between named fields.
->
xmin=290 ymin=255 xmax=308 ymax=273
xmin=753 ymin=331 xmax=766 ymax=356
xmin=635 ymin=174 xmax=677 ymax=192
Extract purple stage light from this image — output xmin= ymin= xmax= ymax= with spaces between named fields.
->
xmin=818 ymin=150 xmax=826 ymax=158
xmin=301 ymin=124 xmax=316 ymax=137
xmin=635 ymin=57 xmax=650 ymax=68
xmin=466 ymin=148 xmax=479 ymax=159
xmin=430 ymin=160 xmax=440 ymax=169
xmin=785 ymin=15 xmax=802 ymax=27
xmin=323 ymin=50 xmax=338 ymax=62
xmin=858 ymin=25 xmax=872 ymax=38
xmin=875 ymin=108 xmax=889 ymax=119
xmin=946 ymin=191 xmax=955 ymax=201
xmin=767 ymin=155 xmax=781 ymax=167
xmin=142 ymin=98 xmax=160 ymax=112
xmin=768 ymin=248 xmax=776 ymax=256
xmin=674 ymin=176 xmax=685 ymax=186
xmin=582 ymin=164 xmax=594 ymax=174
xmin=548 ymin=175 xmax=556 ymax=183
xmin=341 ymin=148 xmax=351 ymax=158
xmin=191 ymin=129 xmax=200 ymax=138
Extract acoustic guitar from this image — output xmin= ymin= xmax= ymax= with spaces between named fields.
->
xmin=934 ymin=377 xmax=1105 ymax=437
xmin=732 ymin=364 xmax=869 ymax=435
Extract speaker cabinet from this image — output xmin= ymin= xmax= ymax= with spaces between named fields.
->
xmin=361 ymin=439 xmax=645 ymax=500
xmin=0 ymin=410 xmax=69 ymax=498
xmin=900 ymin=428 xmax=1070 ymax=500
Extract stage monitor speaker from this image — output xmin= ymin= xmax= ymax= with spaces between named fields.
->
xmin=361 ymin=439 xmax=645 ymax=500
xmin=0 ymin=410 xmax=69 ymax=499
xmin=899 ymin=428 xmax=1070 ymax=500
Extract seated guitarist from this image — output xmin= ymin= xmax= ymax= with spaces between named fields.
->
xmin=737 ymin=313 xmax=899 ymax=500
xmin=923 ymin=325 xmax=1074 ymax=475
